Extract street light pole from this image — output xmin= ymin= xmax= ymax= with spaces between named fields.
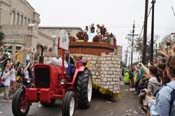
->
xmin=150 ymin=0 xmax=156 ymax=63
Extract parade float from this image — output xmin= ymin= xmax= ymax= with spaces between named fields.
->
xmin=44 ymin=24 xmax=122 ymax=97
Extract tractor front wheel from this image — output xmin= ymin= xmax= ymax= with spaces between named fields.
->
xmin=12 ymin=88 xmax=30 ymax=116
xmin=62 ymin=91 xmax=76 ymax=116
xmin=76 ymin=69 xmax=92 ymax=109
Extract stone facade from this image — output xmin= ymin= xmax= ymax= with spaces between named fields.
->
xmin=0 ymin=0 xmax=42 ymax=54
xmin=116 ymin=45 xmax=122 ymax=63
xmin=0 ymin=0 xmax=39 ymax=26
xmin=0 ymin=0 xmax=82 ymax=63
xmin=82 ymin=53 xmax=121 ymax=94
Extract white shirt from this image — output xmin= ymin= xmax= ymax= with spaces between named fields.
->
xmin=26 ymin=54 xmax=30 ymax=60
xmin=24 ymin=70 xmax=29 ymax=79
xmin=10 ymin=68 xmax=16 ymax=81
xmin=2 ymin=72 xmax=12 ymax=86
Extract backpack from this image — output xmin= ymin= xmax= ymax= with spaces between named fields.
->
xmin=169 ymin=88 xmax=175 ymax=115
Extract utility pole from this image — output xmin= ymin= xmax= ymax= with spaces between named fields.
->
xmin=150 ymin=0 xmax=156 ymax=63
xmin=128 ymin=22 xmax=138 ymax=68
xmin=125 ymin=47 xmax=129 ymax=67
xmin=142 ymin=0 xmax=149 ymax=64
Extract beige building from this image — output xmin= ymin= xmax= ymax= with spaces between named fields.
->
xmin=0 ymin=0 xmax=40 ymax=53
xmin=0 ymin=0 xmax=82 ymax=62
xmin=38 ymin=26 xmax=82 ymax=54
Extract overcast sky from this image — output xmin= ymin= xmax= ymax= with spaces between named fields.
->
xmin=28 ymin=0 xmax=175 ymax=61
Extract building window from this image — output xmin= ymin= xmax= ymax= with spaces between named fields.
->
xmin=21 ymin=15 xmax=23 ymax=25
xmin=17 ymin=13 xmax=20 ymax=25
xmin=28 ymin=19 xmax=30 ymax=24
xmin=10 ymin=11 xmax=15 ymax=25
xmin=24 ymin=17 xmax=27 ymax=25
xmin=43 ymin=46 xmax=47 ymax=52
xmin=13 ymin=11 xmax=16 ymax=25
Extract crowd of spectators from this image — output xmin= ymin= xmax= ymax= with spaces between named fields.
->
xmin=0 ymin=46 xmax=34 ymax=100
xmin=124 ymin=49 xmax=175 ymax=116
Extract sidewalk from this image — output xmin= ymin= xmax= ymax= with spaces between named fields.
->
xmin=117 ymin=83 xmax=145 ymax=116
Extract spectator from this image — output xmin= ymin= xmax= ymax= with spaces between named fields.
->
xmin=140 ymin=64 xmax=161 ymax=116
xmin=2 ymin=64 xmax=12 ymax=100
xmin=9 ymin=64 xmax=16 ymax=97
xmin=26 ymin=51 xmax=31 ymax=65
xmin=157 ymin=63 xmax=170 ymax=85
xmin=124 ymin=70 xmax=129 ymax=85
xmin=144 ymin=66 xmax=161 ymax=96
xmin=129 ymin=68 xmax=135 ymax=91
xmin=15 ymin=48 xmax=24 ymax=67
xmin=156 ymin=56 xmax=175 ymax=116
xmin=134 ymin=68 xmax=140 ymax=94
xmin=0 ymin=54 xmax=9 ymax=77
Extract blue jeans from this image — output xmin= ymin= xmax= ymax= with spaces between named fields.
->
xmin=67 ymin=63 xmax=75 ymax=78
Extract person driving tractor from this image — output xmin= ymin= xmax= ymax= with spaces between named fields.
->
xmin=65 ymin=50 xmax=75 ymax=79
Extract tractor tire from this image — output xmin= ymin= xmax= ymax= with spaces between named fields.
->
xmin=12 ymin=88 xmax=30 ymax=116
xmin=62 ymin=91 xmax=76 ymax=116
xmin=40 ymin=99 xmax=56 ymax=107
xmin=75 ymin=69 xmax=92 ymax=109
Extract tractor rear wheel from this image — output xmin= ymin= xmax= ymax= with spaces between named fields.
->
xmin=62 ymin=91 xmax=76 ymax=116
xmin=76 ymin=69 xmax=92 ymax=109
xmin=12 ymin=88 xmax=30 ymax=116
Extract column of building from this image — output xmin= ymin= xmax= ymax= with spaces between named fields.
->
xmin=10 ymin=10 xmax=31 ymax=26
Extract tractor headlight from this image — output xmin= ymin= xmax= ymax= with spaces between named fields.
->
xmin=27 ymin=78 xmax=31 ymax=83
xmin=60 ymin=79 xmax=65 ymax=85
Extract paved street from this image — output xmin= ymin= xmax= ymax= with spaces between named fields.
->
xmin=0 ymin=84 xmax=144 ymax=116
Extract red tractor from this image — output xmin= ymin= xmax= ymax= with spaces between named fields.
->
xmin=12 ymin=56 xmax=92 ymax=116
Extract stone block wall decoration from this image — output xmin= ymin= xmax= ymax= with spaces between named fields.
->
xmin=43 ymin=52 xmax=121 ymax=96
